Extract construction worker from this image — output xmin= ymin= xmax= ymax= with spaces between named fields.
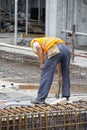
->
xmin=30 ymin=37 xmax=71 ymax=104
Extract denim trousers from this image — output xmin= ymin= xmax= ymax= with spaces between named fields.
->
xmin=37 ymin=44 xmax=71 ymax=101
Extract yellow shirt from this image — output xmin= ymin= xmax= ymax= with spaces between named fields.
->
xmin=30 ymin=37 xmax=65 ymax=53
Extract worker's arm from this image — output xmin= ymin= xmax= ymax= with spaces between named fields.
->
xmin=56 ymin=63 xmax=62 ymax=86
xmin=36 ymin=45 xmax=44 ymax=69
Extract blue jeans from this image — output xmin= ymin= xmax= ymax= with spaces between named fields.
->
xmin=37 ymin=44 xmax=71 ymax=100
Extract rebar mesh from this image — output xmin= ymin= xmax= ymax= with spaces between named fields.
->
xmin=0 ymin=101 xmax=87 ymax=130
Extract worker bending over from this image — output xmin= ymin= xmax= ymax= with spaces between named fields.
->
xmin=30 ymin=37 xmax=71 ymax=104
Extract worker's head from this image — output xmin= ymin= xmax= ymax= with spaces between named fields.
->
xmin=29 ymin=40 xmax=40 ymax=53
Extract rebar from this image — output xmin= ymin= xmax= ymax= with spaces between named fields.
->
xmin=0 ymin=101 xmax=87 ymax=130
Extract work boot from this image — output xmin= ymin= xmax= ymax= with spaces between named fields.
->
xmin=66 ymin=97 xmax=69 ymax=101
xmin=31 ymin=98 xmax=45 ymax=104
xmin=62 ymin=96 xmax=69 ymax=101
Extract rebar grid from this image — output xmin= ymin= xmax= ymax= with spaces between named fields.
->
xmin=0 ymin=101 xmax=87 ymax=130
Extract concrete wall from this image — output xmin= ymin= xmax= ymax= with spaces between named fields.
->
xmin=46 ymin=0 xmax=87 ymax=47
xmin=77 ymin=0 xmax=87 ymax=46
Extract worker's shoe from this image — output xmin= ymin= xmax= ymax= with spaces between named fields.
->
xmin=66 ymin=97 xmax=69 ymax=101
xmin=31 ymin=98 xmax=45 ymax=104
xmin=62 ymin=96 xmax=69 ymax=101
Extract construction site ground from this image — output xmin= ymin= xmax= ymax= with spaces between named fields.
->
xmin=0 ymin=33 xmax=87 ymax=108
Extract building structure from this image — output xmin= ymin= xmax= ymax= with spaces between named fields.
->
xmin=46 ymin=0 xmax=87 ymax=48
xmin=0 ymin=0 xmax=87 ymax=48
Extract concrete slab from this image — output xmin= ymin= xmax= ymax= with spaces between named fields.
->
xmin=0 ymin=81 xmax=87 ymax=109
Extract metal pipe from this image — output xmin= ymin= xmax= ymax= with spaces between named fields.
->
xmin=9 ymin=0 xmax=11 ymax=20
xmin=62 ymin=30 xmax=87 ymax=36
xmin=70 ymin=0 xmax=77 ymax=61
xmin=40 ymin=0 xmax=43 ymax=22
xmin=66 ymin=0 xmax=69 ymax=42
xmin=38 ymin=0 xmax=40 ymax=24
xmin=14 ymin=0 xmax=18 ymax=45
xmin=74 ymin=53 xmax=87 ymax=58
xmin=0 ymin=0 xmax=1 ymax=27
xmin=73 ymin=0 xmax=77 ymax=25
xmin=71 ymin=24 xmax=75 ymax=62
xmin=26 ymin=0 xmax=29 ymax=35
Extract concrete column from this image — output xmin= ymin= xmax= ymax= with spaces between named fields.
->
xmin=77 ymin=0 xmax=87 ymax=46
xmin=46 ymin=0 xmax=67 ymax=39
xmin=46 ymin=0 xmax=58 ymax=37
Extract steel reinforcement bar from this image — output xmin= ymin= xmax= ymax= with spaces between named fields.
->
xmin=0 ymin=101 xmax=87 ymax=130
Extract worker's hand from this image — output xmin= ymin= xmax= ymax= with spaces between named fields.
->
xmin=58 ymin=78 xmax=62 ymax=86
xmin=40 ymin=62 xmax=44 ymax=69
